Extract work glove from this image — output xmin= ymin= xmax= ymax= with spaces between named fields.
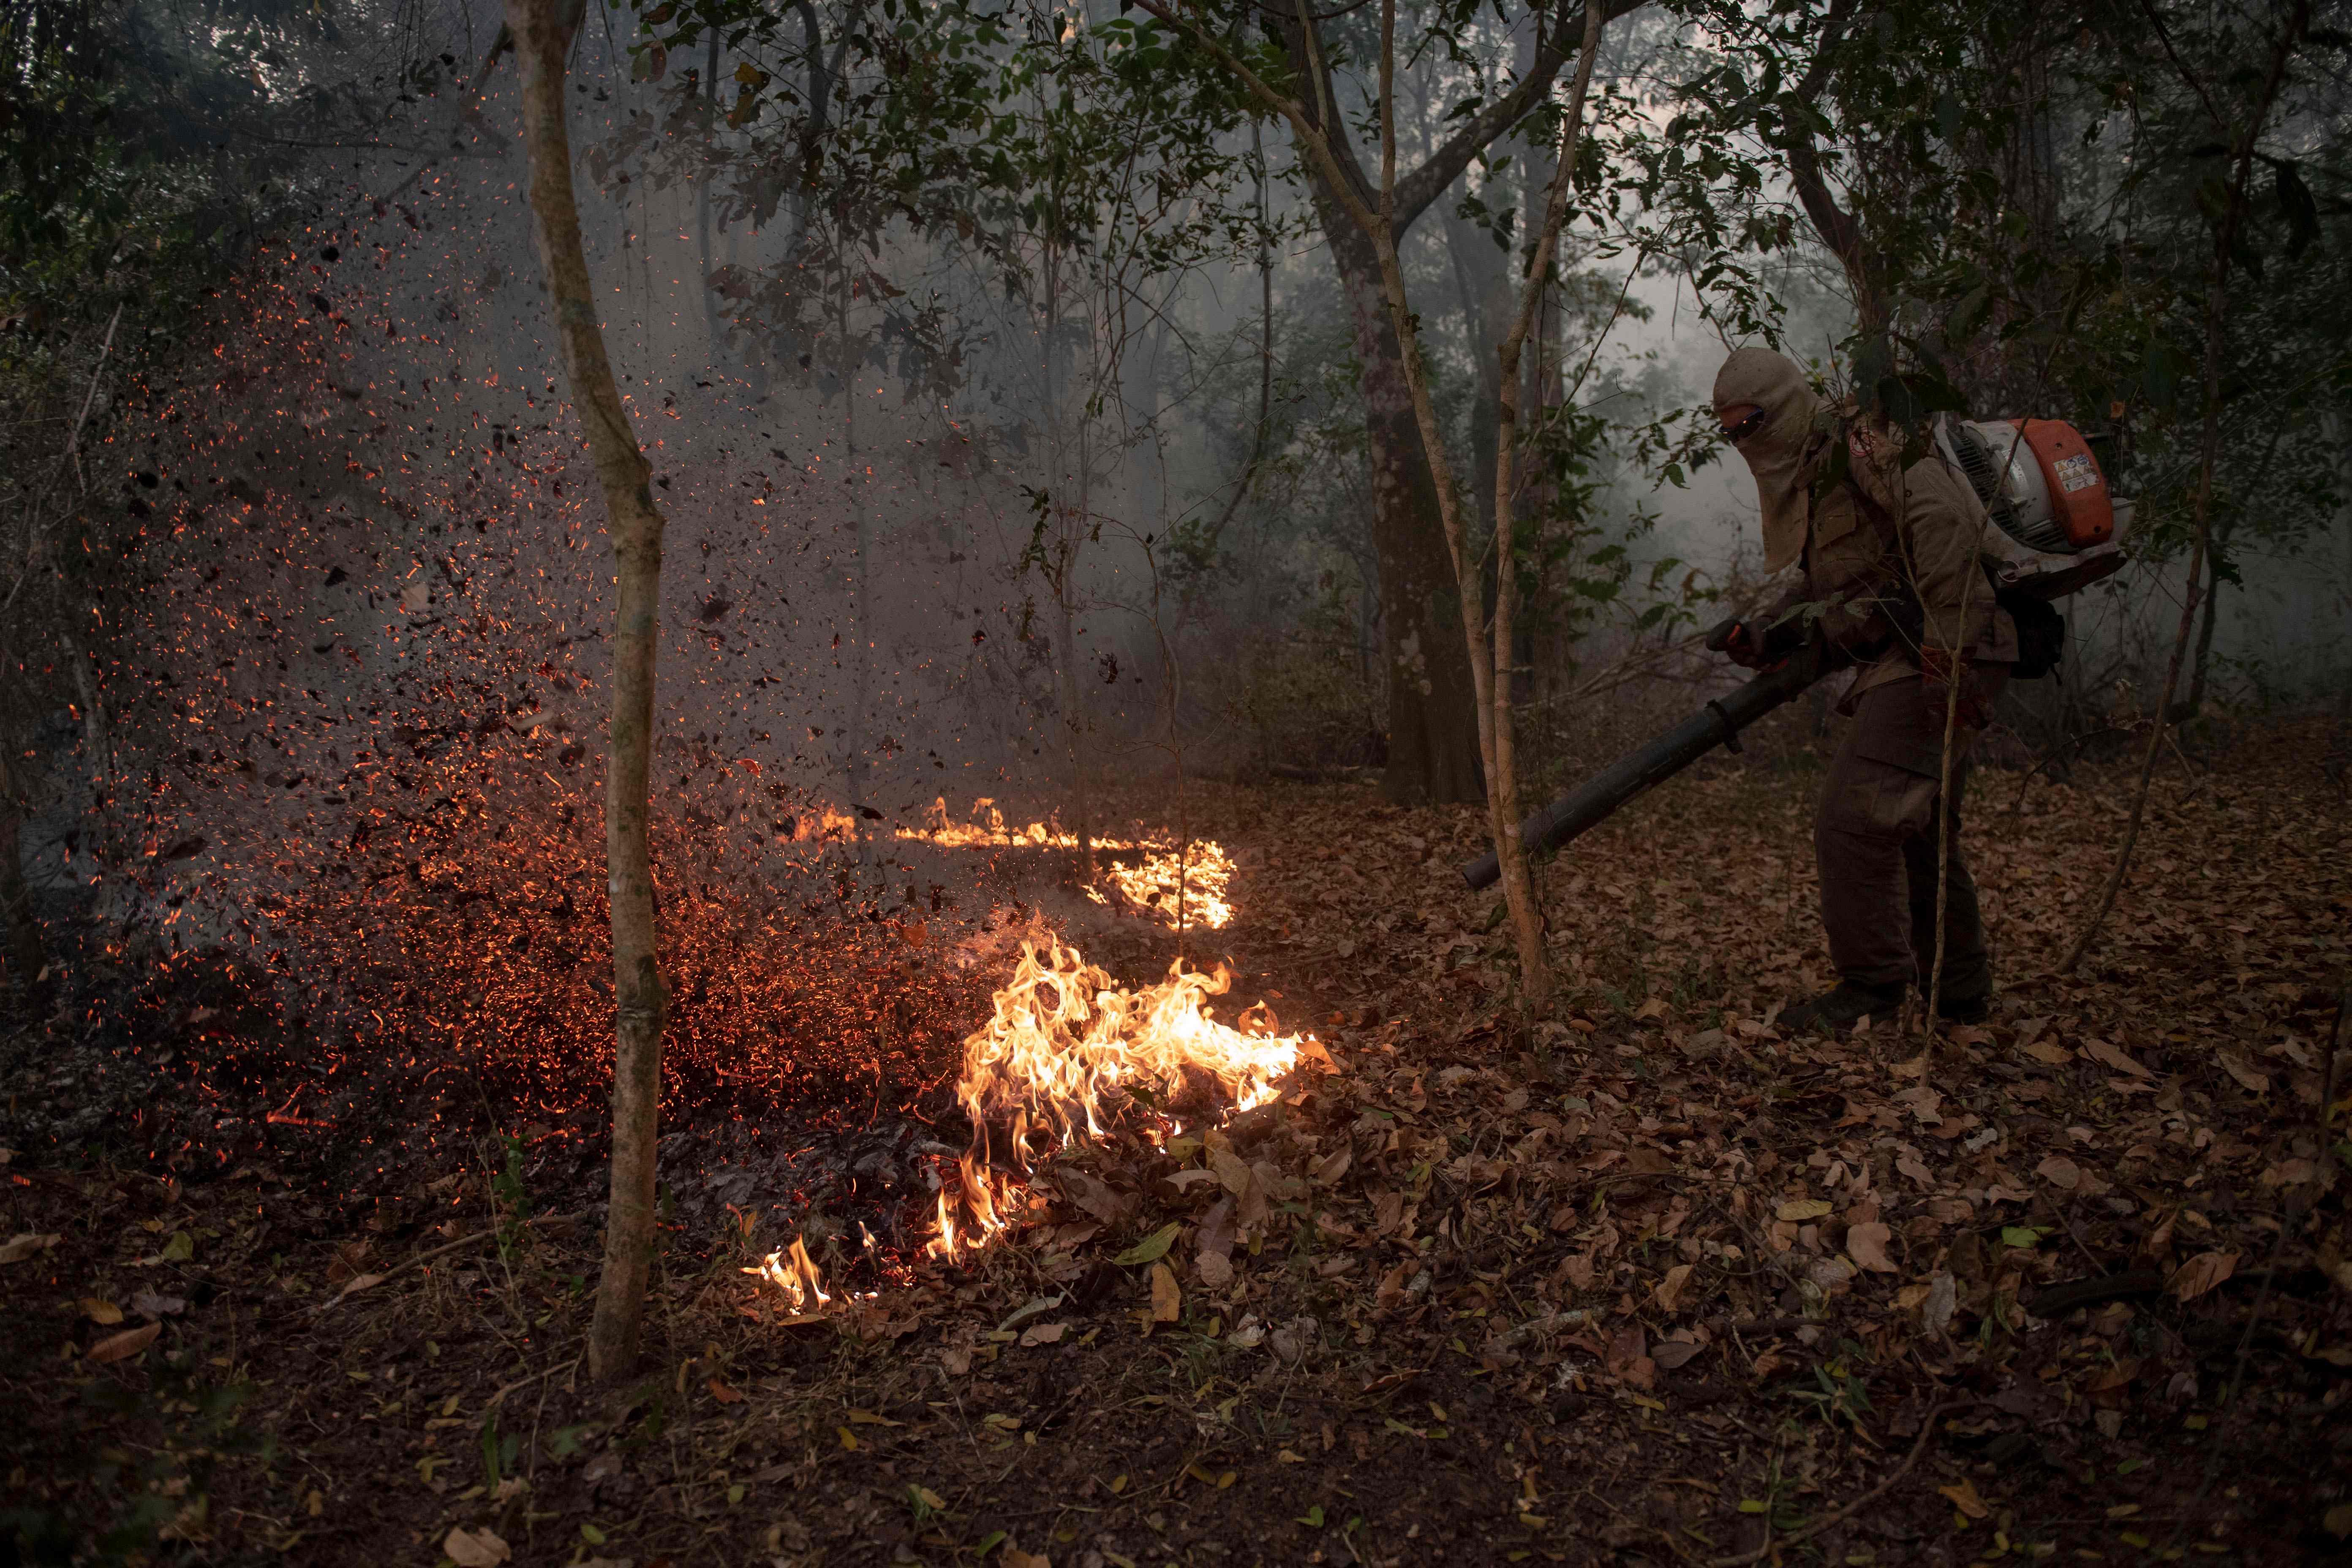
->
xmin=1719 ymin=620 xmax=1769 ymax=670
xmin=1707 ymin=617 xmax=1796 ymax=670
xmin=1919 ymin=648 xmax=1994 ymax=731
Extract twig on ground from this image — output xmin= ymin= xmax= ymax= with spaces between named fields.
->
xmin=308 ymin=1209 xmax=583 ymax=1315
xmin=488 ymin=1352 xmax=583 ymax=1412
xmin=2010 ymin=725 xmax=2133 ymax=812
xmin=1707 ymin=1396 xmax=1952 ymax=1567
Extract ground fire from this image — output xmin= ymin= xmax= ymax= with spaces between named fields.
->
xmin=928 ymin=937 xmax=1307 ymax=1260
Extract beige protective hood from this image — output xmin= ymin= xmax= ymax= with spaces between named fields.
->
xmin=1714 ymin=348 xmax=1824 ymax=573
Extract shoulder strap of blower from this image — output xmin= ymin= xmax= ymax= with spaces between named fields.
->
xmin=1833 ymin=430 xmax=2072 ymax=683
xmin=1990 ymin=568 xmax=2065 ymax=681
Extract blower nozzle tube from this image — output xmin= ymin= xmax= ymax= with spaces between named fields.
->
xmin=1457 ymin=637 xmax=1840 ymax=891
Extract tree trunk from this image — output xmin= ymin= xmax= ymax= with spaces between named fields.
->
xmin=1786 ymin=0 xmax=1889 ymax=333
xmin=0 ymin=753 xmax=40 ymax=994
xmin=2184 ymin=533 xmax=2227 ymax=718
xmin=1251 ymin=0 xmax=1652 ymax=807
xmin=511 ymin=0 xmax=672 ymax=1384
xmin=1315 ymin=209 xmax=1485 ymax=806
xmin=1054 ymin=562 xmax=1094 ymax=877
xmin=836 ymin=264 xmax=877 ymax=865
xmin=1480 ymin=0 xmax=1609 ymax=1013
xmin=1443 ymin=204 xmax=1509 ymax=535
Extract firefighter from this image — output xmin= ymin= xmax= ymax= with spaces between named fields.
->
xmin=1711 ymin=347 xmax=2016 ymax=1032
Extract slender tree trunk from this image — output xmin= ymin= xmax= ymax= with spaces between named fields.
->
xmin=697 ymin=28 xmax=724 ymax=368
xmin=1071 ymin=375 xmax=1097 ymax=881
xmin=1054 ymin=556 xmax=1094 ymax=876
xmin=1482 ymin=0 xmax=1608 ymax=1011
xmin=1519 ymin=142 xmax=1565 ymax=707
xmin=1443 ymin=204 xmax=1509 ymax=535
xmin=1786 ymin=0 xmax=1890 ymax=333
xmin=1143 ymin=0 xmax=1644 ymax=806
xmin=1037 ymin=222 xmax=1095 ymax=878
xmin=1197 ymin=120 xmax=1275 ymax=558
xmin=0 ymin=753 xmax=40 ymax=994
xmin=2184 ymin=523 xmax=2230 ymax=717
xmin=511 ymin=0 xmax=672 ymax=1383
xmin=836 ymin=262 xmax=875 ymax=865
xmin=1135 ymin=0 xmax=1617 ymax=1002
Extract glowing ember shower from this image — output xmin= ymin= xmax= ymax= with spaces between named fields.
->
xmin=931 ymin=940 xmax=1303 ymax=1257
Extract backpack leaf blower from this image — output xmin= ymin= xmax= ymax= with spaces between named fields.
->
xmin=1458 ymin=416 xmax=2129 ymax=892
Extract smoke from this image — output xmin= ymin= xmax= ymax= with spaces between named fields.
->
xmin=42 ymin=32 xmax=1209 ymax=1170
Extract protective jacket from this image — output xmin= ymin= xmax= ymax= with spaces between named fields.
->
xmin=1713 ymin=348 xmax=2017 ymax=716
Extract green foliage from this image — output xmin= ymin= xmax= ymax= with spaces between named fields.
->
xmin=478 ymin=1408 xmax=521 ymax=1488
xmin=1617 ymin=0 xmax=2349 ymax=699
xmin=598 ymin=0 xmax=1270 ymax=403
xmin=492 ymin=1133 xmax=533 ymax=1263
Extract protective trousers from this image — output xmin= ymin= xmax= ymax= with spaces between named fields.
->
xmin=1813 ymin=675 xmax=1999 ymax=1004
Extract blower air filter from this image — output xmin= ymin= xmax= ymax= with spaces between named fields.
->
xmin=1935 ymin=416 xmax=2115 ymax=555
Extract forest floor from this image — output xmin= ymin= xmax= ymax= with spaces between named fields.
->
xmin=5 ymin=717 xmax=2351 ymax=1568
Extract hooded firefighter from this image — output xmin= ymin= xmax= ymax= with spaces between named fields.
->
xmin=1712 ymin=348 xmax=2017 ymax=1032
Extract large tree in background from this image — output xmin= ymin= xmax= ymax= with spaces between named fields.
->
xmin=1132 ymin=0 xmax=1614 ymax=1005
xmin=510 ymin=0 xmax=674 ymax=1381
xmin=1252 ymin=0 xmax=1651 ymax=804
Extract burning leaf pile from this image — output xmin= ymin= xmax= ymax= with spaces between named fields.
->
xmin=931 ymin=939 xmax=1307 ymax=1259
xmin=746 ymin=1234 xmax=831 ymax=1323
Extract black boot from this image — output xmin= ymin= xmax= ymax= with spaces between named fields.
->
xmin=1779 ymin=980 xmax=1904 ymax=1034
xmin=1933 ymin=990 xmax=1990 ymax=1024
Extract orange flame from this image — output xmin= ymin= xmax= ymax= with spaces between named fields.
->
xmin=1092 ymin=840 xmax=1234 ymax=930
xmin=931 ymin=939 xmax=1301 ymax=1258
xmin=746 ymin=1235 xmax=831 ymax=1315
xmin=901 ymin=798 xmax=1233 ymax=930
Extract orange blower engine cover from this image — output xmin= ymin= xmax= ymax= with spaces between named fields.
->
xmin=2009 ymin=419 xmax=2114 ymax=548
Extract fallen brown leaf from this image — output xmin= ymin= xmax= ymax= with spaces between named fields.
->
xmin=2217 ymin=1053 xmax=2270 ymax=1094
xmin=87 ymin=1321 xmax=162 ymax=1364
xmin=1149 ymin=1262 xmax=1180 ymax=1323
xmin=1654 ymin=1263 xmax=1694 ymax=1314
xmin=2170 ymin=1250 xmax=2239 ymax=1302
xmin=443 ymin=1525 xmax=512 ymax=1566
xmin=1939 ymin=1478 xmax=1990 ymax=1519
xmin=1846 ymin=1221 xmax=1897 ymax=1274
xmin=2036 ymin=1155 xmax=2082 ymax=1190
xmin=0 ymin=1233 xmax=59 ymax=1265
xmin=2080 ymin=1037 xmax=2151 ymax=1078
